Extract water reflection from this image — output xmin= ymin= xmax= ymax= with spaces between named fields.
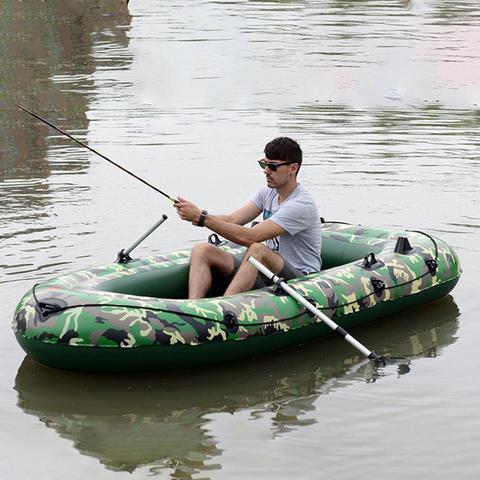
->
xmin=428 ymin=1 xmax=480 ymax=24
xmin=0 ymin=0 xmax=131 ymax=181
xmin=15 ymin=296 xmax=459 ymax=478
xmin=0 ymin=1 xmax=132 ymax=280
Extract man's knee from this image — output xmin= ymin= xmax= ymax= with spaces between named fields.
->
xmin=191 ymin=243 xmax=233 ymax=271
xmin=245 ymin=242 xmax=270 ymax=259
xmin=192 ymin=243 xmax=210 ymax=255
xmin=191 ymin=243 xmax=216 ymax=262
xmin=245 ymin=242 xmax=284 ymax=273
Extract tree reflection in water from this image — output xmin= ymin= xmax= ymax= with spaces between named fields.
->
xmin=0 ymin=0 xmax=131 ymax=209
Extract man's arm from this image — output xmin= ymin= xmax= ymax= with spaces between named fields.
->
xmin=203 ymin=216 xmax=284 ymax=246
xmin=218 ymin=201 xmax=262 ymax=225
xmin=174 ymin=197 xmax=283 ymax=246
xmin=174 ymin=197 xmax=261 ymax=226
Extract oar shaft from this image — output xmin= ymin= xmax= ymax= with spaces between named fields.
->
xmin=248 ymin=256 xmax=379 ymax=361
xmin=18 ymin=105 xmax=176 ymax=203
xmin=124 ymin=214 xmax=168 ymax=255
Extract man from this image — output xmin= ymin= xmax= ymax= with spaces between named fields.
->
xmin=174 ymin=137 xmax=321 ymax=299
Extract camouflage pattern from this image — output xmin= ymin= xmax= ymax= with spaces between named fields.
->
xmin=13 ymin=223 xmax=461 ymax=362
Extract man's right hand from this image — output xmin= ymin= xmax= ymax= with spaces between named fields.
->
xmin=174 ymin=196 xmax=203 ymax=225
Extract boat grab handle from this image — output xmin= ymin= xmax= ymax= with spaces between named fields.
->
xmin=360 ymin=252 xmax=384 ymax=270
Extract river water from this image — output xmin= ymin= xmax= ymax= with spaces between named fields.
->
xmin=1 ymin=1 xmax=479 ymax=478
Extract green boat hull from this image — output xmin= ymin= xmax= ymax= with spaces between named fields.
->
xmin=12 ymin=223 xmax=462 ymax=372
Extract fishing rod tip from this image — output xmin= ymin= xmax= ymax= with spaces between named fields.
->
xmin=17 ymin=104 xmax=33 ymax=114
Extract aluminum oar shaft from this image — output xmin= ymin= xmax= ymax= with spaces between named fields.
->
xmin=124 ymin=214 xmax=168 ymax=256
xmin=248 ymin=256 xmax=380 ymax=361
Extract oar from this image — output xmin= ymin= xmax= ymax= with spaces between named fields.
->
xmin=248 ymin=256 xmax=384 ymax=363
xmin=117 ymin=214 xmax=168 ymax=264
xmin=18 ymin=104 xmax=177 ymax=203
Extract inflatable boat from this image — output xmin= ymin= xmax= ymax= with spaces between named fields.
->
xmin=12 ymin=222 xmax=461 ymax=372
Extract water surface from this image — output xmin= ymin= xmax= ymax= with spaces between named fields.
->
xmin=1 ymin=1 xmax=479 ymax=478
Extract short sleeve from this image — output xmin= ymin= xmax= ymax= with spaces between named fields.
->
xmin=269 ymin=197 xmax=317 ymax=236
xmin=251 ymin=187 xmax=266 ymax=210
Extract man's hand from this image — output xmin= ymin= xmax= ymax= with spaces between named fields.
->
xmin=174 ymin=196 xmax=202 ymax=225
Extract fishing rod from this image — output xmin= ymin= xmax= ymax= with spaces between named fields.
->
xmin=18 ymin=104 xmax=177 ymax=203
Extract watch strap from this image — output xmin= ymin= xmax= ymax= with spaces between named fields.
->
xmin=197 ymin=209 xmax=208 ymax=227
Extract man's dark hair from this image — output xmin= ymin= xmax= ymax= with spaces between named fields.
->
xmin=264 ymin=137 xmax=302 ymax=167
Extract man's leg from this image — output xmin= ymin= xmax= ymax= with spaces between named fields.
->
xmin=224 ymin=243 xmax=284 ymax=296
xmin=188 ymin=243 xmax=235 ymax=299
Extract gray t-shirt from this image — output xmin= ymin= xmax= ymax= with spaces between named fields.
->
xmin=252 ymin=185 xmax=322 ymax=274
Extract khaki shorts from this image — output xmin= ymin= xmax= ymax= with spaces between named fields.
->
xmin=231 ymin=253 xmax=303 ymax=290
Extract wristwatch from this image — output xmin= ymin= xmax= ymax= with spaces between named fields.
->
xmin=197 ymin=210 xmax=208 ymax=227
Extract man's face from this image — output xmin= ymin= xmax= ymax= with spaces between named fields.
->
xmin=258 ymin=158 xmax=297 ymax=188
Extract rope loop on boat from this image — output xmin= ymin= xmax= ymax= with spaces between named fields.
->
xmin=32 ymin=284 xmax=64 ymax=318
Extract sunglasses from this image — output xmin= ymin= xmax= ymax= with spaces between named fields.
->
xmin=258 ymin=160 xmax=295 ymax=172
